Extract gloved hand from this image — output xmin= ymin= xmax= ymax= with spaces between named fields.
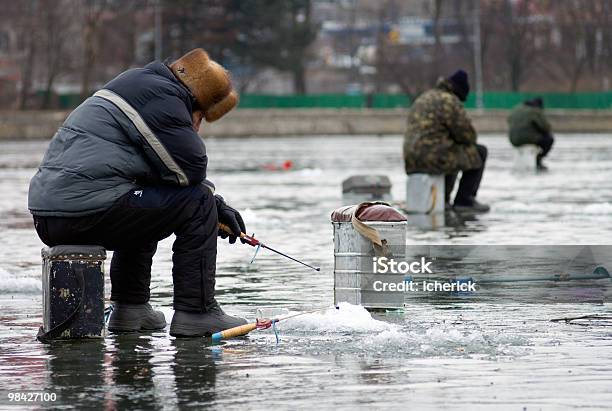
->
xmin=215 ymin=195 xmax=246 ymax=244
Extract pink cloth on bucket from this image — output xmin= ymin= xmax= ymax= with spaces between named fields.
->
xmin=330 ymin=202 xmax=406 ymax=223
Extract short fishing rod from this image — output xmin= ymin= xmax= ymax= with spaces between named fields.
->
xmin=211 ymin=305 xmax=339 ymax=342
xmin=218 ymin=223 xmax=320 ymax=271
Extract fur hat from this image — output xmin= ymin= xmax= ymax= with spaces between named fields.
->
xmin=170 ymin=48 xmax=238 ymax=122
xmin=448 ymin=69 xmax=470 ymax=102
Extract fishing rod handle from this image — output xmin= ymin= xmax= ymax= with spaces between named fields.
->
xmin=212 ymin=322 xmax=257 ymax=342
xmin=218 ymin=223 xmax=259 ymax=246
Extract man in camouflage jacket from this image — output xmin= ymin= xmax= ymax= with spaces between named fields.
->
xmin=403 ymin=70 xmax=489 ymax=211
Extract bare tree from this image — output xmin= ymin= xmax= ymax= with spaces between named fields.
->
xmin=8 ymin=0 xmax=39 ymax=109
xmin=547 ymin=1 xmax=610 ymax=92
xmin=161 ymin=0 xmax=236 ymax=62
xmin=500 ymin=0 xmax=537 ymax=91
xmin=39 ymin=0 xmax=77 ymax=108
xmin=430 ymin=0 xmax=444 ymax=84
xmin=375 ymin=0 xmax=472 ymax=97
xmin=79 ymin=0 xmax=111 ymax=99
xmin=232 ymin=0 xmax=318 ymax=94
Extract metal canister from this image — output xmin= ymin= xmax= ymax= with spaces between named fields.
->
xmin=331 ymin=204 xmax=407 ymax=309
xmin=513 ymin=145 xmax=540 ymax=172
xmin=341 ymin=175 xmax=392 ymax=205
xmin=40 ymin=245 xmax=106 ymax=341
xmin=405 ymin=173 xmax=445 ymax=213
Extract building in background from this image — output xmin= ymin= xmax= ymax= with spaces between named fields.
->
xmin=0 ymin=0 xmax=610 ymax=109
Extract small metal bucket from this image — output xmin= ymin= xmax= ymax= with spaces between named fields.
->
xmin=39 ymin=245 xmax=106 ymax=342
xmin=332 ymin=204 xmax=407 ymax=309
xmin=513 ymin=145 xmax=540 ymax=171
xmin=405 ymin=174 xmax=445 ymax=213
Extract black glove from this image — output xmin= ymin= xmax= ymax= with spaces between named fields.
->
xmin=215 ymin=195 xmax=246 ymax=244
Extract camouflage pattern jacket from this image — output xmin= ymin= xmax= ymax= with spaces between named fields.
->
xmin=507 ymin=104 xmax=551 ymax=147
xmin=403 ymin=79 xmax=482 ymax=175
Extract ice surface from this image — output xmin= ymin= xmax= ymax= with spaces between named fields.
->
xmin=2 ymin=136 xmax=612 ymax=409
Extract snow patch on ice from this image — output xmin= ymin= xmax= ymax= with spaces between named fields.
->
xmin=0 ymin=266 xmax=40 ymax=294
xmin=280 ymin=302 xmax=394 ymax=333
xmin=294 ymin=168 xmax=323 ymax=177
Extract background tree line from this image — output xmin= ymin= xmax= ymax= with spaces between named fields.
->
xmin=376 ymin=0 xmax=612 ymax=96
xmin=0 ymin=0 xmax=610 ymax=109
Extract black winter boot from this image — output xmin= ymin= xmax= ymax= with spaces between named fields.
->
xmin=536 ymin=154 xmax=548 ymax=171
xmin=169 ymin=300 xmax=247 ymax=337
xmin=108 ymin=302 xmax=166 ymax=332
xmin=453 ymin=197 xmax=490 ymax=213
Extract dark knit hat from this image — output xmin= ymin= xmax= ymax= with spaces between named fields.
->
xmin=448 ymin=69 xmax=470 ymax=101
xmin=525 ymin=97 xmax=544 ymax=108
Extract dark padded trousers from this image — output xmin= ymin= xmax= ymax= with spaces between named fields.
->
xmin=33 ymin=184 xmax=218 ymax=313
xmin=445 ymin=144 xmax=488 ymax=205
xmin=536 ymin=133 xmax=554 ymax=162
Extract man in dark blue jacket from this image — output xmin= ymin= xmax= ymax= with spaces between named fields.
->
xmin=29 ymin=48 xmax=248 ymax=337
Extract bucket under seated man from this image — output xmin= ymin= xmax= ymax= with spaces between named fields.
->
xmin=507 ymin=97 xmax=554 ymax=171
xmin=28 ymin=48 xmax=248 ymax=337
xmin=403 ymin=70 xmax=489 ymax=212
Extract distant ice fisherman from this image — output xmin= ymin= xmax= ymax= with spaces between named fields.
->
xmin=507 ymin=97 xmax=554 ymax=171
xmin=403 ymin=69 xmax=489 ymax=212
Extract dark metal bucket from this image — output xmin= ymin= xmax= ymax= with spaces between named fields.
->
xmin=38 ymin=245 xmax=106 ymax=342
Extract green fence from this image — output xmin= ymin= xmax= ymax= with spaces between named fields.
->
xmin=464 ymin=92 xmax=612 ymax=110
xmin=48 ymin=91 xmax=612 ymax=110
xmin=238 ymin=92 xmax=612 ymax=110
xmin=238 ymin=93 xmax=410 ymax=109
xmin=239 ymin=94 xmax=364 ymax=108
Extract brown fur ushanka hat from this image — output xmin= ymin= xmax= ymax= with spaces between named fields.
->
xmin=170 ymin=48 xmax=238 ymax=122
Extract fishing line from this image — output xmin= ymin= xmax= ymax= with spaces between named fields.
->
xmin=249 ymin=243 xmax=261 ymax=264
xmin=218 ymin=223 xmax=320 ymax=271
xmin=272 ymin=320 xmax=280 ymax=344
xmin=104 ymin=305 xmax=114 ymax=325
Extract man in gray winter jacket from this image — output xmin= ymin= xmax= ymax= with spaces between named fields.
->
xmin=29 ymin=48 xmax=247 ymax=337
